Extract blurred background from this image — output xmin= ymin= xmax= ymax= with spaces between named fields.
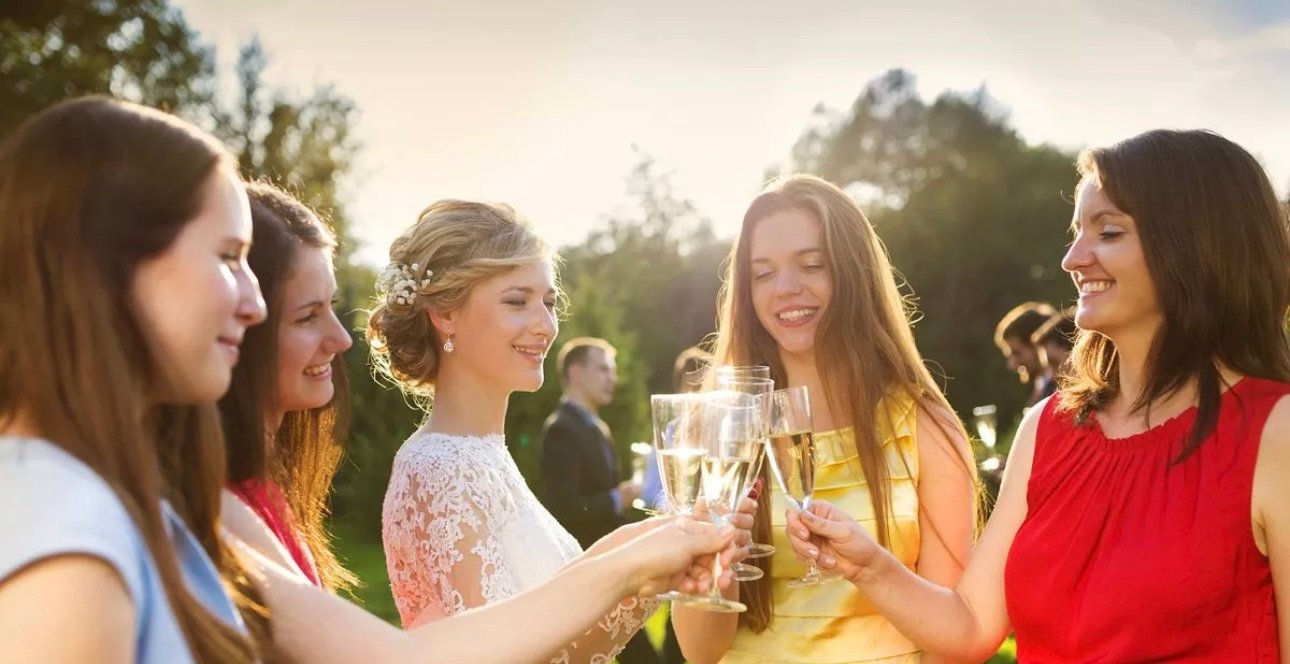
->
xmin=4 ymin=1 xmax=1288 ymax=659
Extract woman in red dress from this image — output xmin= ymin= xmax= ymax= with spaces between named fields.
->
xmin=784 ymin=129 xmax=1290 ymax=662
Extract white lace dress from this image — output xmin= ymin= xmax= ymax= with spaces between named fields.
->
xmin=382 ymin=429 xmax=657 ymax=663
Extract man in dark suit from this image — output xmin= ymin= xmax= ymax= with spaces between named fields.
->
xmin=540 ymin=337 xmax=639 ymax=548
xmin=994 ymin=301 xmax=1058 ymax=406
xmin=541 ymin=337 xmax=656 ymax=663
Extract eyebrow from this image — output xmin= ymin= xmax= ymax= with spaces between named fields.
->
xmin=502 ymin=286 xmax=558 ymax=296
xmin=751 ymin=247 xmax=824 ymax=264
xmin=294 ymin=299 xmax=329 ymax=312
xmin=1071 ymin=209 xmax=1127 ymax=231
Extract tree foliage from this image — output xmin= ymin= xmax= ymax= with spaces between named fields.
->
xmin=781 ymin=69 xmax=1077 ymax=435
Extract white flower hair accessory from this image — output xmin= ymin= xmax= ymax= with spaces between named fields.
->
xmin=376 ymin=261 xmax=435 ymax=307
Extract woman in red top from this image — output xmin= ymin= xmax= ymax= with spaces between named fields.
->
xmin=783 ymin=129 xmax=1290 ymax=662
xmin=218 ymin=182 xmax=356 ymax=591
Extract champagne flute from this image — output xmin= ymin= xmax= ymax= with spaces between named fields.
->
xmin=650 ymin=393 xmax=715 ymax=604
xmin=764 ymin=386 xmax=823 ymax=587
xmin=715 ymin=365 xmax=771 ymax=381
xmin=972 ymin=404 xmax=1002 ymax=474
xmin=715 ymin=375 xmax=776 ymax=579
xmin=683 ymin=397 xmax=757 ymax=613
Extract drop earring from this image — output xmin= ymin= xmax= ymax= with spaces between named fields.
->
xmin=443 ymin=335 xmax=455 ymax=353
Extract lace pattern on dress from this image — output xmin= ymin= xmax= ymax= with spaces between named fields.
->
xmin=382 ymin=429 xmax=658 ymax=663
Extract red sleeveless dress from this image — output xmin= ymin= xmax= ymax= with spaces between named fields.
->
xmin=1005 ymin=377 xmax=1286 ymax=662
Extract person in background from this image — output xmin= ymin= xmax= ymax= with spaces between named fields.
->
xmin=993 ymin=301 xmax=1057 ymax=405
xmin=540 ymin=336 xmax=657 ymax=663
xmin=1031 ymin=307 xmax=1075 ymax=382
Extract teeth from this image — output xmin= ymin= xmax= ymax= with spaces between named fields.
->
xmin=303 ymin=364 xmax=329 ymax=377
xmin=513 ymin=346 xmax=544 ymax=357
xmin=1080 ymin=281 xmax=1112 ymax=294
xmin=777 ymin=309 xmax=815 ymax=322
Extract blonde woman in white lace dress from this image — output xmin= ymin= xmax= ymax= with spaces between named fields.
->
xmin=369 ymin=200 xmax=750 ymax=663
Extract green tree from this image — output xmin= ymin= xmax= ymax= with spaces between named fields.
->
xmin=780 ymin=69 xmax=1077 ymax=445
xmin=507 ymin=156 xmax=729 ymax=489
xmin=1 ymin=0 xmax=217 ymax=138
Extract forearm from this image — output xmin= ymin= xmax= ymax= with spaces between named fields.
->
xmin=671 ymin=584 xmax=741 ymax=664
xmin=247 ymin=539 xmax=628 ymax=664
xmin=548 ymin=596 xmax=659 ymax=664
xmin=851 ymin=553 xmax=1001 ymax=661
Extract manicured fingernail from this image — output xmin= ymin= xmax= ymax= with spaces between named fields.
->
xmin=807 ymin=547 xmax=819 ymax=558
xmin=821 ymin=555 xmax=837 ymax=567
xmin=796 ymin=528 xmax=809 ymax=539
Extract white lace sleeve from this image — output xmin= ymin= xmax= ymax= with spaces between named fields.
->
xmin=549 ymin=595 xmax=662 ymax=664
xmin=381 ymin=445 xmax=520 ymax=628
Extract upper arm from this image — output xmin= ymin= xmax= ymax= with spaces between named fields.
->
xmin=0 ymin=554 xmax=135 ymax=663
xmin=953 ymin=396 xmax=1046 ymax=646
xmin=219 ymin=490 xmax=304 ymax=580
xmin=1252 ymin=395 xmax=1290 ymax=648
xmin=383 ymin=453 xmax=517 ymax=625
xmin=914 ymin=402 xmax=977 ymax=587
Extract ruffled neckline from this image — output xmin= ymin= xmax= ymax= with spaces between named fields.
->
xmin=1088 ymin=377 xmax=1248 ymax=450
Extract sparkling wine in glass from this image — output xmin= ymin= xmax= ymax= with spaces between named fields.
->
xmin=765 ymin=385 xmax=823 ymax=587
xmin=681 ymin=398 xmax=759 ymax=613
xmin=651 ymin=393 xmax=720 ymax=604
xmin=716 ymin=375 xmax=776 ymax=577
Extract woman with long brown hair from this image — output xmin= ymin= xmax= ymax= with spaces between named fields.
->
xmin=674 ymin=174 xmax=978 ymax=663
xmin=218 ymin=181 xmax=356 ymax=592
xmin=786 ymin=129 xmax=1290 ymax=661
xmin=0 ymin=96 xmax=266 ymax=662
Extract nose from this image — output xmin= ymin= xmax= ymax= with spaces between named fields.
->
xmin=535 ymin=304 xmax=558 ymax=342
xmin=1061 ymin=235 xmax=1094 ymax=275
xmin=774 ymin=267 xmax=805 ymax=296
xmin=325 ymin=309 xmax=354 ymax=354
xmin=237 ymin=267 xmax=267 ymax=326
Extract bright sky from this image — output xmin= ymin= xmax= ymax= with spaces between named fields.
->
xmin=176 ymin=0 xmax=1290 ymax=265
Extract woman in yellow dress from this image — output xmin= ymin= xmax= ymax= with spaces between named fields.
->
xmin=674 ymin=174 xmax=978 ymax=664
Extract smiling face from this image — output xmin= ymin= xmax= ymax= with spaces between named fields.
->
xmin=438 ymin=260 xmax=558 ymax=394
xmin=275 ymin=246 xmax=352 ymax=416
xmin=131 ymin=165 xmax=267 ymax=404
xmin=1061 ymin=178 xmax=1162 ymax=344
xmin=748 ymin=207 xmax=833 ymax=360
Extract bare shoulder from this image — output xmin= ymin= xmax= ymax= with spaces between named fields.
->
xmin=1253 ymin=395 xmax=1290 ymax=547
xmin=0 ymin=554 xmax=134 ymax=662
xmin=915 ymin=399 xmax=972 ymax=466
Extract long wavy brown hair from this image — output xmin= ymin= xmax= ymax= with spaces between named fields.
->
xmin=711 ymin=174 xmax=975 ymax=632
xmin=1059 ymin=130 xmax=1290 ymax=460
xmin=0 ymin=97 xmax=258 ymax=661
xmin=218 ymin=182 xmax=356 ymax=592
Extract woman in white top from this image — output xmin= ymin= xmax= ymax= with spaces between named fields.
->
xmin=373 ymin=200 xmax=755 ymax=662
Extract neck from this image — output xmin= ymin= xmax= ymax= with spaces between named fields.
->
xmin=426 ymin=361 xmax=510 ymax=437
xmin=1111 ymin=327 xmax=1156 ymax=409
xmin=781 ymin=349 xmax=835 ymax=430
xmin=564 ymin=390 xmax=597 ymax=416
xmin=265 ymin=407 xmax=285 ymax=439
xmin=0 ymin=407 xmax=41 ymax=439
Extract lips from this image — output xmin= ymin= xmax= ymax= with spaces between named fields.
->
xmin=1077 ymin=279 xmax=1113 ymax=298
xmin=217 ymin=334 xmax=243 ymax=362
xmin=513 ymin=343 xmax=546 ymax=365
xmin=774 ymin=306 xmax=819 ymax=328
xmin=303 ymin=362 xmax=332 ymax=379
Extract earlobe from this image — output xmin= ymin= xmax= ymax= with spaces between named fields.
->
xmin=427 ymin=307 xmax=455 ymax=338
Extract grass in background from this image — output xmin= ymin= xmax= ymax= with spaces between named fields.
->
xmin=332 ymin=518 xmax=400 ymax=625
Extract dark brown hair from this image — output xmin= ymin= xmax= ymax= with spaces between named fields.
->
xmin=994 ymin=301 xmax=1056 ymax=350
xmin=0 ymin=96 xmax=256 ymax=661
xmin=712 ymin=174 xmax=974 ymax=632
xmin=558 ymin=337 xmax=617 ymax=383
xmin=219 ymin=181 xmax=355 ymax=592
xmin=1059 ymin=129 xmax=1290 ymax=460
